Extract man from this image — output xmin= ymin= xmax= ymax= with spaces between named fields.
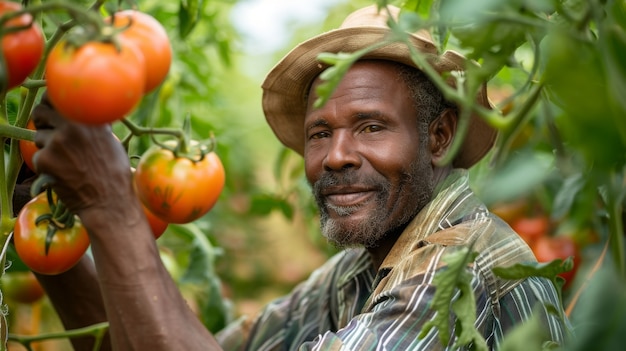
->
xmin=30 ymin=4 xmax=568 ymax=351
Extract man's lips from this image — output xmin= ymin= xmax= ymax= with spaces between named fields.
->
xmin=322 ymin=186 xmax=376 ymax=207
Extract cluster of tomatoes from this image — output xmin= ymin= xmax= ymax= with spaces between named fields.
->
xmin=490 ymin=200 xmax=581 ymax=289
xmin=4 ymin=3 xmax=226 ymax=276
xmin=46 ymin=9 xmax=173 ymax=124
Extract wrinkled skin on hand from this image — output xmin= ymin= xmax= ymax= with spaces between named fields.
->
xmin=32 ymin=93 xmax=134 ymax=216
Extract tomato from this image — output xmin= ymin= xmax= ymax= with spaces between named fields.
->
xmin=134 ymin=142 xmax=225 ymax=224
xmin=45 ymin=39 xmax=146 ymax=124
xmin=131 ymin=167 xmax=169 ymax=238
xmin=1 ymin=271 xmax=45 ymax=304
xmin=18 ymin=119 xmax=38 ymax=172
xmin=13 ymin=192 xmax=91 ymax=275
xmin=107 ymin=9 xmax=172 ymax=93
xmin=511 ymin=215 xmax=550 ymax=247
xmin=0 ymin=1 xmax=44 ymax=91
xmin=489 ymin=199 xmax=528 ymax=225
xmin=142 ymin=202 xmax=169 ymax=239
xmin=533 ymin=235 xmax=580 ymax=289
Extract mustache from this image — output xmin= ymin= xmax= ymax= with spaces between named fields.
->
xmin=312 ymin=170 xmax=387 ymax=199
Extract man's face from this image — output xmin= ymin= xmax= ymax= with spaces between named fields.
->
xmin=304 ymin=60 xmax=435 ymax=249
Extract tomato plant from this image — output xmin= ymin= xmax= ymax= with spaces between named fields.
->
xmin=107 ymin=9 xmax=172 ymax=93
xmin=18 ymin=119 xmax=37 ymax=172
xmin=533 ymin=235 xmax=581 ymax=289
xmin=134 ymin=141 xmax=225 ymax=224
xmin=45 ymin=39 xmax=146 ymax=124
xmin=13 ymin=192 xmax=90 ymax=275
xmin=0 ymin=1 xmax=44 ymax=92
xmin=1 ymin=271 xmax=45 ymax=304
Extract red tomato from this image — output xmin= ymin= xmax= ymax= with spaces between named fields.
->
xmin=134 ymin=142 xmax=225 ymax=224
xmin=13 ymin=192 xmax=91 ymax=275
xmin=18 ymin=119 xmax=38 ymax=172
xmin=1 ymin=271 xmax=45 ymax=304
xmin=107 ymin=9 xmax=172 ymax=93
xmin=0 ymin=1 xmax=44 ymax=91
xmin=45 ymin=40 xmax=146 ymax=124
xmin=511 ymin=215 xmax=550 ymax=247
xmin=533 ymin=235 xmax=580 ymax=288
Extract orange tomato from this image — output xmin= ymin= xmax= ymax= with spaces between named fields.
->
xmin=18 ymin=119 xmax=38 ymax=172
xmin=142 ymin=202 xmax=169 ymax=239
xmin=134 ymin=142 xmax=225 ymax=224
xmin=0 ymin=1 xmax=44 ymax=91
xmin=107 ymin=9 xmax=172 ymax=93
xmin=14 ymin=192 xmax=90 ymax=275
xmin=45 ymin=40 xmax=146 ymax=124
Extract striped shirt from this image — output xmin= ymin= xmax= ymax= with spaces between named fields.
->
xmin=216 ymin=169 xmax=569 ymax=350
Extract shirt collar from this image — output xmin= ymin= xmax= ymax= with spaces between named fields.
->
xmin=378 ymin=169 xmax=472 ymax=270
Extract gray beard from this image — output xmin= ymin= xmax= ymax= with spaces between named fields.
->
xmin=313 ymin=157 xmax=433 ymax=249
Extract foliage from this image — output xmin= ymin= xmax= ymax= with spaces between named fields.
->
xmin=312 ymin=0 xmax=626 ymax=349
xmin=419 ymin=248 xmax=487 ymax=350
xmin=0 ymin=0 xmax=624 ymax=349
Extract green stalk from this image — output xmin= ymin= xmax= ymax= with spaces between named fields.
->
xmin=607 ymin=171 xmax=626 ymax=277
xmin=8 ymin=322 xmax=109 ymax=350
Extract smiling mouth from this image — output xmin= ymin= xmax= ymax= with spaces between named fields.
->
xmin=325 ymin=191 xmax=375 ymax=208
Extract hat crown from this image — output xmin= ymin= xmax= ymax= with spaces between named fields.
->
xmin=261 ymin=5 xmax=497 ymax=169
xmin=341 ymin=5 xmax=434 ymax=46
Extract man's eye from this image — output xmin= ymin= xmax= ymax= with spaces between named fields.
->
xmin=363 ymin=125 xmax=382 ymax=133
xmin=310 ymin=131 xmax=329 ymax=139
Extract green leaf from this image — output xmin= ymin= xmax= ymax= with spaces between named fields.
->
xmin=179 ymin=0 xmax=203 ymax=39
xmin=168 ymin=223 xmax=230 ymax=332
xmin=451 ymin=281 xmax=488 ymax=350
xmin=497 ymin=312 xmax=553 ymax=351
xmin=492 ymin=258 xmax=573 ymax=283
xmin=419 ymin=248 xmax=486 ymax=349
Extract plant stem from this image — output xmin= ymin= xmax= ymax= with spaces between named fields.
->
xmin=120 ymin=118 xmax=184 ymax=140
xmin=607 ymin=171 xmax=626 ymax=277
xmin=8 ymin=322 xmax=109 ymax=345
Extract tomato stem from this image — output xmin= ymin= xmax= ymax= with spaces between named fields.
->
xmin=120 ymin=118 xmax=184 ymax=140
xmin=8 ymin=321 xmax=110 ymax=346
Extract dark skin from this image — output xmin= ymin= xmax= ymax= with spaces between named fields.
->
xmin=27 ymin=60 xmax=457 ymax=350
xmin=305 ymin=60 xmax=456 ymax=268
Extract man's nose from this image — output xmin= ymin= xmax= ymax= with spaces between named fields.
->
xmin=322 ymin=131 xmax=361 ymax=171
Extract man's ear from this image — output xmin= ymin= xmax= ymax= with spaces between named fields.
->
xmin=428 ymin=108 xmax=457 ymax=165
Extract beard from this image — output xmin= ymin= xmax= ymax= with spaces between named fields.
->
xmin=312 ymin=154 xmax=434 ymax=249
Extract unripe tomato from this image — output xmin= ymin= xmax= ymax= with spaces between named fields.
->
xmin=1 ymin=271 xmax=45 ymax=304
xmin=0 ymin=1 xmax=44 ymax=91
xmin=13 ymin=192 xmax=91 ymax=275
xmin=45 ymin=40 xmax=146 ymax=124
xmin=134 ymin=142 xmax=225 ymax=224
xmin=18 ymin=119 xmax=37 ymax=172
xmin=107 ymin=9 xmax=172 ymax=93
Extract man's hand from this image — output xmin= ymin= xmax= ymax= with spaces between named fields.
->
xmin=31 ymin=93 xmax=133 ymax=216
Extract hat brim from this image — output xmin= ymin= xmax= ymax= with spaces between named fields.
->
xmin=262 ymin=26 xmax=497 ymax=168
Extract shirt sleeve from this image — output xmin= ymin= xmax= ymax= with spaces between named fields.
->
xmin=299 ymin=246 xmax=490 ymax=350
xmin=297 ymin=248 xmax=569 ymax=350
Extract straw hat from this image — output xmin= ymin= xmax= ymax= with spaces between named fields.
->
xmin=261 ymin=4 xmax=496 ymax=168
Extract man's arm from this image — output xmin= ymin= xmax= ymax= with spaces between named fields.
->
xmin=31 ymin=94 xmax=223 ymax=350
xmin=34 ymin=257 xmax=111 ymax=351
